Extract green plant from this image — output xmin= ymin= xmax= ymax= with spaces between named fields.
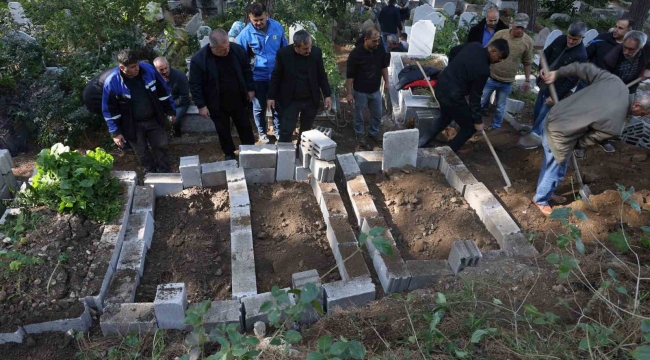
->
xmin=308 ymin=335 xmax=368 ymax=360
xmin=21 ymin=143 xmax=122 ymax=223
xmin=0 ymin=250 xmax=43 ymax=295
xmin=0 ymin=210 xmax=43 ymax=244
xmin=47 ymin=252 xmax=68 ymax=295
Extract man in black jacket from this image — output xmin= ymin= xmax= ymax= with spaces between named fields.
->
xmin=419 ymin=39 xmax=510 ymax=151
xmin=267 ymin=30 xmax=332 ymax=143
xmin=189 ymin=29 xmax=256 ymax=160
xmin=154 ymin=57 xmax=191 ymax=137
xmin=378 ymin=0 xmax=402 ymax=52
xmin=602 ymin=30 xmax=650 ymax=94
xmin=531 ymin=22 xmax=588 ymax=137
xmin=585 ymin=18 xmax=633 ymax=70
xmin=466 ymin=4 xmax=507 ymax=46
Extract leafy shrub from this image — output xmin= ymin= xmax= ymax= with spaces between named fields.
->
xmin=21 ymin=143 xmax=122 ymax=223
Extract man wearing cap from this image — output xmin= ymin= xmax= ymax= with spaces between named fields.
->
xmin=466 ymin=3 xmax=508 ymax=46
xmin=480 ymin=13 xmax=534 ymax=130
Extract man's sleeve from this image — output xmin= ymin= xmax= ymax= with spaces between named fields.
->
xmin=177 ymin=72 xmax=191 ymax=107
xmin=555 ymin=62 xmax=603 ymax=86
xmin=346 ymin=51 xmax=357 ymax=79
xmin=154 ymin=69 xmax=176 ymax=115
xmin=522 ymin=40 xmax=534 ymax=66
xmin=469 ymin=75 xmax=488 ymax=124
xmin=317 ymin=50 xmax=332 ymax=98
xmin=189 ymin=58 xmax=206 ymax=109
xmin=101 ymin=83 xmax=121 ymax=136
xmin=267 ymin=51 xmax=283 ymax=101
xmin=235 ymin=30 xmax=248 ymax=50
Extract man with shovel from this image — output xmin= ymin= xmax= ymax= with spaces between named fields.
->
xmin=534 ymin=62 xmax=650 ymax=216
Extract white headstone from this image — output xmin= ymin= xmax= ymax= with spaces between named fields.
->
xmin=582 ymin=29 xmax=598 ymax=46
xmin=549 ymin=13 xmax=571 ymax=22
xmin=145 ymin=2 xmax=164 ymax=21
xmin=533 ymin=27 xmax=551 ymax=48
xmin=200 ymin=36 xmax=210 ymax=48
xmin=289 ymin=22 xmax=317 ymax=45
xmin=458 ymin=12 xmax=477 ymax=29
xmin=442 ymin=2 xmax=456 ymax=16
xmin=407 ymin=20 xmax=436 ymax=57
xmin=544 ymin=29 xmax=562 ymax=50
xmin=429 ymin=12 xmax=445 ymax=29
xmin=572 ymin=1 xmax=582 ymax=12
xmin=413 ymin=4 xmax=436 ymax=23
xmin=8 ymin=2 xmax=30 ymax=26
xmin=197 ymin=25 xmax=212 ymax=39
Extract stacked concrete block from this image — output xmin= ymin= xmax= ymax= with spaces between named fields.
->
xmin=292 ymin=270 xmax=324 ymax=325
xmin=0 ymin=149 xmax=15 ymax=199
xmin=483 ymin=206 xmax=522 ymax=249
xmin=109 ymin=171 xmax=137 ymax=233
xmin=239 ymin=145 xmax=277 ymax=184
xmin=360 ymin=216 xmax=396 ymax=258
xmin=346 ymin=175 xmax=378 ymax=225
xmin=435 ymin=146 xmax=463 ymax=175
xmin=301 ymin=129 xmax=337 ymax=161
xmin=154 ymin=283 xmax=188 ymax=330
xmin=501 ymin=233 xmax=539 ymax=257
xmin=101 ymin=303 xmax=158 ymax=335
xmin=203 ymin=300 xmax=243 ymax=332
xmin=359 ymin=217 xmax=410 ymax=293
xmin=463 ymin=183 xmax=501 ymax=222
xmin=310 ymin=176 xmax=338 ymax=204
xmin=326 ymin=216 xmax=357 ymax=255
xmin=462 ymin=240 xmax=483 ymax=266
xmin=81 ymin=225 xmax=122 ymax=311
xmin=244 ymin=168 xmax=275 ymax=184
xmin=406 ymin=260 xmax=454 ymax=291
xmin=416 ymin=148 xmax=440 ymax=169
xmin=444 ymin=164 xmax=479 ymax=196
xmin=131 ymin=185 xmax=155 ymax=217
xmin=23 ymin=302 xmax=93 ymax=334
xmin=336 ymin=242 xmax=371 ymax=281
xmin=201 ymin=160 xmax=237 ymax=187
xmin=323 ymin=278 xmax=375 ymax=314
xmin=299 ymin=144 xmax=312 ymax=168
xmin=295 ymin=159 xmax=311 ymax=182
xmin=354 ymin=151 xmax=383 ymax=174
xmin=382 ymin=129 xmax=419 ymax=171
xmin=448 ymin=240 xmax=482 ymax=275
xmin=241 ymin=289 xmax=295 ymax=330
xmin=180 ymin=155 xmax=202 ymax=188
xmin=116 ymin=237 xmax=147 ymax=277
xmin=124 ymin=211 xmax=155 ymax=249
xmin=336 ymin=153 xmax=361 ymax=181
xmin=622 ymin=116 xmax=650 ymax=149
xmin=104 ymin=269 xmax=140 ymax=304
xmin=144 ymin=173 xmax=183 ymax=197
xmin=276 ymin=142 xmax=296 ymax=181
xmin=316 ymin=126 xmax=333 ymax=138
xmin=321 ymin=192 xmax=348 ymax=225
xmin=309 ymin=156 xmax=336 ymax=183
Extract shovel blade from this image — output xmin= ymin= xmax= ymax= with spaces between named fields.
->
xmin=579 ymin=185 xmax=595 ymax=210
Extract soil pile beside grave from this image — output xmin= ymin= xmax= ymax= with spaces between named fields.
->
xmin=249 ymin=182 xmax=340 ymax=292
xmin=0 ymin=208 xmax=102 ymax=332
xmin=135 ymin=187 xmax=231 ymax=303
xmin=366 ymin=166 xmax=498 ymax=261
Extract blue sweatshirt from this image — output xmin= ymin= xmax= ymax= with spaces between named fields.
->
xmin=236 ymin=18 xmax=288 ymax=82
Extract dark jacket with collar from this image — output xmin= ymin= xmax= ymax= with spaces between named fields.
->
xmin=167 ymin=67 xmax=191 ymax=108
xmin=602 ymin=42 xmax=650 ymax=93
xmin=268 ymin=45 xmax=331 ymax=108
xmin=466 ymin=18 xmax=508 ymax=44
xmin=586 ymin=32 xmax=619 ymax=68
xmin=537 ymin=35 xmax=587 ymax=99
xmin=189 ymin=42 xmax=254 ymax=114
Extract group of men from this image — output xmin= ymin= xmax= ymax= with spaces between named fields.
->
xmin=99 ymin=2 xmax=332 ymax=173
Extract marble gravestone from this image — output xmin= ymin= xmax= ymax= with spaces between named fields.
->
xmin=407 ymin=20 xmax=436 ymax=57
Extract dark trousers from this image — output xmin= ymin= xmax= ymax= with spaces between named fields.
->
xmin=278 ymin=99 xmax=317 ymax=143
xmin=428 ymin=97 xmax=477 ymax=152
xmin=130 ymin=120 xmax=170 ymax=173
xmin=211 ymin=104 xmax=255 ymax=157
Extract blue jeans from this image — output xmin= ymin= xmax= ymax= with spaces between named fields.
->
xmin=252 ymin=80 xmax=280 ymax=135
xmin=532 ymin=90 xmax=551 ymax=136
xmin=534 ymin=129 xmax=569 ymax=206
xmin=353 ymin=89 xmax=382 ymax=137
xmin=381 ymin=32 xmax=397 ymax=52
xmin=480 ymin=77 xmax=513 ymax=129
xmin=173 ymin=105 xmax=189 ymax=133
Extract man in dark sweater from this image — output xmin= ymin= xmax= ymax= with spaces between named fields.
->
xmin=378 ymin=0 xmax=402 ymax=52
xmin=419 ymin=39 xmax=510 ymax=151
xmin=154 ymin=57 xmax=191 ymax=137
xmin=189 ymin=29 xmax=256 ymax=160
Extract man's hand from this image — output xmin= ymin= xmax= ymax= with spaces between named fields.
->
xmin=346 ymin=93 xmax=354 ymax=105
xmin=521 ymin=81 xmax=531 ymax=93
xmin=474 ymin=123 xmax=484 ymax=132
xmin=545 ymin=97 xmax=555 ymax=106
xmin=542 ymin=71 xmax=557 ymax=85
xmin=267 ymin=99 xmax=275 ymax=111
xmin=248 ymin=91 xmax=255 ymax=102
xmin=324 ymin=97 xmax=332 ymax=110
xmin=198 ymin=107 xmax=209 ymax=118
xmin=113 ymin=134 xmax=126 ymax=148
xmin=171 ymin=115 xmax=177 ymax=124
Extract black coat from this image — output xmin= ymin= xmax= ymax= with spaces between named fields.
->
xmin=466 ymin=18 xmax=508 ymax=44
xmin=189 ymin=43 xmax=254 ymax=114
xmin=268 ymin=45 xmax=332 ymax=108
xmin=586 ymin=32 xmax=619 ymax=68
xmin=538 ymin=35 xmax=587 ymax=99
xmin=603 ymin=42 xmax=650 ymax=93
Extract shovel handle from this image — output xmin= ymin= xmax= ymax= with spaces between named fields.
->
xmin=538 ymin=50 xmax=560 ymax=104
xmin=627 ymin=77 xmax=644 ymax=88
xmin=481 ymin=130 xmax=512 ymax=188
xmin=415 ymin=61 xmax=440 ymax=106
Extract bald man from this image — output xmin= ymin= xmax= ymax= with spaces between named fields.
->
xmin=154 ymin=57 xmax=190 ymax=137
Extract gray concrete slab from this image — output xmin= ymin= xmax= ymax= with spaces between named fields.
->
xmin=323 ymin=279 xmax=375 ymax=314
xmin=132 ymin=185 xmax=155 ymax=217
xmin=354 ymin=151 xmax=383 ymax=174
xmin=180 ymin=155 xmax=202 ymax=188
xmin=244 ymin=168 xmax=275 ymax=184
xmin=382 ymin=129 xmax=419 ymax=171
xmin=406 ymin=260 xmax=454 ymax=291
xmin=336 ymin=153 xmax=361 ymax=181
xmin=203 ymin=300 xmax=243 ymax=332
xmin=154 ymin=283 xmax=188 ymax=330
xmin=144 ymin=173 xmax=183 ymax=197
xmin=276 ymin=142 xmax=295 ymax=181
xmin=101 ymin=303 xmax=158 ymax=336
xmin=239 ymin=145 xmax=277 ymax=169
xmin=202 ymin=160 xmax=238 ymax=187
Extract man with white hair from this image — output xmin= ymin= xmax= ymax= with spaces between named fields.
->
xmin=533 ymin=63 xmax=650 ymax=216
xmin=153 ymin=57 xmax=190 ymax=137
xmin=189 ymin=29 xmax=256 ymax=160
xmin=386 ymin=34 xmax=407 ymax=52
xmin=466 ymin=3 xmax=508 ymax=46
xmin=603 ymin=30 xmax=650 ymax=94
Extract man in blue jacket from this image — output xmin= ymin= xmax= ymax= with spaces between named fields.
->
xmin=236 ymin=2 xmax=288 ymax=144
xmin=102 ymin=49 xmax=175 ymax=173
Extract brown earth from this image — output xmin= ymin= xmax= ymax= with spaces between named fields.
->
xmin=0 ymin=208 xmax=102 ymax=332
xmin=366 ymin=166 xmax=498 ymax=261
xmin=135 ymin=187 xmax=232 ymax=303
xmin=248 ymin=182 xmax=341 ymax=292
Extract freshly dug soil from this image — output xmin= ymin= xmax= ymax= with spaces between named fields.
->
xmin=0 ymin=208 xmax=103 ymax=332
xmin=135 ymin=187 xmax=231 ymax=303
xmin=249 ymin=182 xmax=341 ymax=292
xmin=402 ymin=54 xmax=447 ymax=70
xmin=366 ymin=166 xmax=498 ymax=261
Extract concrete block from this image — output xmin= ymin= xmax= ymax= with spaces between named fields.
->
xmin=3 ymin=172 xmax=17 ymax=190
xmin=104 ymin=269 xmax=140 ymax=304
xmin=231 ymin=229 xmax=257 ymax=300
xmin=124 ymin=211 xmax=155 ymax=249
xmin=416 ymin=148 xmax=440 ymax=169
xmin=116 ymin=239 xmax=147 ymax=277
xmin=463 ymin=183 xmax=501 ymax=221
xmin=101 ymin=303 xmax=158 ymax=336
xmin=0 ymin=184 xmax=11 ymax=199
xmin=444 ymin=164 xmax=479 ymax=196
xmin=295 ymin=160 xmax=311 ymax=182
xmin=299 ymin=145 xmax=312 ymax=168
xmin=310 ymin=176 xmax=338 ymax=205
xmin=239 ymin=145 xmax=277 ymax=169
xmin=241 ymin=289 xmax=295 ymax=330
xmin=448 ymin=241 xmax=471 ymax=275
xmin=301 ymin=130 xmax=337 ymax=160
xmin=201 ymin=160 xmax=238 ymax=187
xmin=336 ymin=153 xmax=361 ymax=181
xmin=109 ymin=172 xmax=137 ymax=233
xmin=354 ymin=151 xmax=383 ymax=174
xmin=179 ymin=155 xmax=202 ymax=188
xmin=382 ymin=129 xmax=418 ymax=171
xmin=435 ymin=146 xmax=463 ymax=175
xmin=326 ymin=217 xmax=357 ymax=254
xmin=0 ymin=327 xmax=25 ymax=345
xmin=276 ymin=142 xmax=295 ymax=181
xmin=350 ymin=194 xmax=379 ymax=226
xmin=291 ymin=270 xmax=324 ymax=325
xmin=244 ymin=168 xmax=275 ymax=184
xmin=336 ymin=243 xmax=371 ymax=281
xmin=506 ymin=98 xmax=525 ymax=114
xmin=321 ymin=192 xmax=348 ymax=225
xmin=501 ymin=232 xmax=539 ymax=257
xmin=323 ymin=279 xmax=375 ymax=314
xmin=361 ymin=217 xmax=396 ymax=258
xmin=144 ymin=173 xmax=183 ymax=197
xmin=226 ymin=168 xmax=246 ymax=183
xmin=406 ymin=260 xmax=454 ymax=291
xmin=154 ymin=283 xmax=188 ymax=330
xmin=483 ymin=206 xmax=521 ymax=248
xmin=24 ymin=301 xmax=93 ymax=334
xmin=132 ymin=185 xmax=155 ymax=217
xmin=230 ymin=205 xmax=251 ymax=234
xmin=99 ymin=225 xmax=124 ymax=272
xmin=0 ymin=207 xmax=21 ymax=225
xmin=316 ymin=126 xmax=332 ymax=138
xmin=346 ymin=175 xmax=370 ymax=196
xmin=463 ymin=240 xmax=483 ymax=266
xmin=310 ymin=157 xmax=336 ymax=183
xmin=204 ymin=300 xmax=243 ymax=332
xmin=227 ymin=180 xmax=250 ymax=208
xmin=371 ymin=243 xmax=411 ymax=293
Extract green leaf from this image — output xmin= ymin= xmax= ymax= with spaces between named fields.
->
xmin=311 ymin=299 xmax=324 ymax=314
xmin=641 ymin=226 xmax=650 ymax=234
xmin=572 ymin=210 xmax=588 ymax=221
xmin=372 ymin=236 xmax=394 ymax=256
xmin=575 ymin=238 xmax=586 ymax=255
xmin=523 ymin=304 xmax=542 ymax=317
xmin=368 ymin=227 xmax=384 ymax=237
xmin=628 ymin=199 xmax=642 ymax=213
xmin=268 ymin=309 xmax=280 ymax=325
xmin=358 ymin=232 xmax=367 ymax=246
xmin=608 ymin=268 xmax=618 ymax=281
xmin=317 ymin=335 xmax=332 ymax=352
xmin=559 ymin=256 xmax=579 ymax=280
xmin=546 ymin=253 xmax=560 ymax=264
xmin=259 ymin=301 xmax=273 ymax=313
xmin=301 ymin=283 xmax=320 ymax=304
xmin=285 ymin=330 xmax=302 ymax=344
xmin=579 ymin=336 xmax=592 ymax=350
xmin=549 ymin=207 xmax=570 ymax=220
xmin=630 ymin=345 xmax=650 ymax=360
xmin=556 ymin=234 xmax=571 ymax=248
xmin=608 ymin=230 xmax=630 ymax=253
xmin=641 ymin=320 xmax=650 ymax=333
xmin=471 ymin=328 xmax=496 ymax=344
xmin=347 ymin=341 xmax=366 ymax=359
xmin=436 ymin=293 xmax=447 ymax=306
xmin=329 ymin=341 xmax=348 ymax=356
xmin=492 ymin=298 xmax=503 ymax=305
xmin=616 ymin=286 xmax=628 ymax=295
xmin=269 ymin=338 xmax=282 ymax=346
xmin=454 ymin=349 xmax=469 ymax=358
xmin=641 ymin=236 xmax=650 ymax=248
xmin=307 ymin=353 xmax=326 ymax=360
